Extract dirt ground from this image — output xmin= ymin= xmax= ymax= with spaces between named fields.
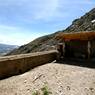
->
xmin=0 ymin=61 xmax=95 ymax=95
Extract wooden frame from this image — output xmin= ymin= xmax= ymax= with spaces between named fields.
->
xmin=56 ymin=32 xmax=95 ymax=59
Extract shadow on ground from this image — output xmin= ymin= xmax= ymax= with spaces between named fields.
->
xmin=56 ymin=58 xmax=95 ymax=69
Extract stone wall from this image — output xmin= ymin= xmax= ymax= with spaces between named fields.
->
xmin=0 ymin=50 xmax=57 ymax=79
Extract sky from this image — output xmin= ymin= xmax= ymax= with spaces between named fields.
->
xmin=0 ymin=0 xmax=95 ymax=45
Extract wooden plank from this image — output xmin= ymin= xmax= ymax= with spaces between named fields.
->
xmin=87 ymin=41 xmax=91 ymax=59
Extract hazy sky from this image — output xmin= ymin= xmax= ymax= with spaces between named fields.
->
xmin=0 ymin=0 xmax=95 ymax=45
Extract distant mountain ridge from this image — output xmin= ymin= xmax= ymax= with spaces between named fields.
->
xmin=0 ymin=43 xmax=18 ymax=56
xmin=7 ymin=8 xmax=95 ymax=55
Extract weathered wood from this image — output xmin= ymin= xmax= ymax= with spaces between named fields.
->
xmin=57 ymin=43 xmax=64 ymax=60
xmin=87 ymin=41 xmax=91 ymax=59
xmin=56 ymin=31 xmax=95 ymax=41
xmin=56 ymin=32 xmax=95 ymax=59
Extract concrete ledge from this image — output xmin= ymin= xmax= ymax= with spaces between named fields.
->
xmin=0 ymin=50 xmax=57 ymax=79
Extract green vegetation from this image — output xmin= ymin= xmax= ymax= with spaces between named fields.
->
xmin=32 ymin=91 xmax=40 ymax=95
xmin=32 ymin=85 xmax=52 ymax=95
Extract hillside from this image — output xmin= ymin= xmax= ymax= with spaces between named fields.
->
xmin=0 ymin=44 xmax=18 ymax=56
xmin=64 ymin=8 xmax=95 ymax=32
xmin=7 ymin=32 xmax=60 ymax=55
xmin=7 ymin=8 xmax=95 ymax=55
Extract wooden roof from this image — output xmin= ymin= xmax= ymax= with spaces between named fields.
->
xmin=56 ymin=32 xmax=95 ymax=41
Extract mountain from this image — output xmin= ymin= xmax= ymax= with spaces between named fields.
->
xmin=0 ymin=44 xmax=18 ymax=56
xmin=64 ymin=8 xmax=95 ymax=32
xmin=7 ymin=8 xmax=95 ymax=55
xmin=7 ymin=32 xmax=59 ymax=55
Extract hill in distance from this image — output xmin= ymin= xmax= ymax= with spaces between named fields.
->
xmin=0 ymin=43 xmax=18 ymax=56
xmin=7 ymin=8 xmax=95 ymax=55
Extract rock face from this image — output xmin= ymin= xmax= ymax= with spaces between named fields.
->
xmin=7 ymin=8 xmax=95 ymax=55
xmin=64 ymin=8 xmax=95 ymax=32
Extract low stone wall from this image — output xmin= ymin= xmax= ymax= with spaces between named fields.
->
xmin=0 ymin=50 xmax=57 ymax=79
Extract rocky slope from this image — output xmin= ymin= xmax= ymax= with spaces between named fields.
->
xmin=7 ymin=8 xmax=95 ymax=55
xmin=7 ymin=32 xmax=60 ymax=55
xmin=64 ymin=8 xmax=95 ymax=32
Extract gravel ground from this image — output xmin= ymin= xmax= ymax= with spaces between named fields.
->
xmin=0 ymin=62 xmax=95 ymax=95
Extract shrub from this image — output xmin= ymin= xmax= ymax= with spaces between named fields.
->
xmin=32 ymin=85 xmax=52 ymax=95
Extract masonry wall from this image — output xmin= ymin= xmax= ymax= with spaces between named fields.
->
xmin=0 ymin=50 xmax=57 ymax=79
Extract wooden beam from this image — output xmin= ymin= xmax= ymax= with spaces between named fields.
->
xmin=87 ymin=41 xmax=91 ymax=59
xmin=57 ymin=43 xmax=64 ymax=60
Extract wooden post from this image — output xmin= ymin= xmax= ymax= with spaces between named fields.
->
xmin=87 ymin=41 xmax=91 ymax=59
xmin=57 ymin=43 xmax=64 ymax=60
